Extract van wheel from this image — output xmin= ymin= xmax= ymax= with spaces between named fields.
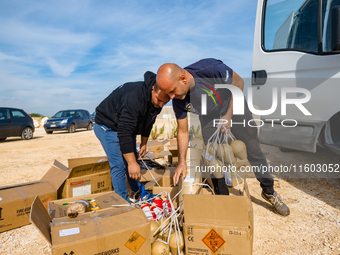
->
xmin=0 ymin=137 xmax=6 ymax=141
xmin=68 ymin=123 xmax=76 ymax=133
xmin=87 ymin=122 xmax=93 ymax=130
xmin=22 ymin=127 xmax=33 ymax=140
xmin=46 ymin=131 xmax=53 ymax=134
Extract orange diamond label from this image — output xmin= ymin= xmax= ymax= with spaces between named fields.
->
xmin=124 ymin=231 xmax=146 ymax=253
xmin=202 ymin=228 xmax=226 ymax=253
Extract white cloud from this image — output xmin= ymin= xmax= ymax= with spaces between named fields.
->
xmin=46 ymin=57 xmax=77 ymax=77
xmin=0 ymin=52 xmax=22 ymax=61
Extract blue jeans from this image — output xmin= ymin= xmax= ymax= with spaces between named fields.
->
xmin=94 ymin=123 xmax=140 ymax=202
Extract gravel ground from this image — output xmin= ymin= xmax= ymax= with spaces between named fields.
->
xmin=0 ymin=127 xmax=339 ymax=254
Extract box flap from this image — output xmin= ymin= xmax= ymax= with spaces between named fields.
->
xmin=140 ymin=169 xmax=166 ymax=182
xmin=40 ymin=162 xmax=69 ymax=190
xmin=68 ymin=161 xmax=110 ymax=178
xmin=53 ymin=160 xmax=68 ymax=171
xmin=94 ymin=191 xmax=130 ymax=208
xmin=183 ymin=194 xmax=250 ymax=227
xmin=144 ymin=177 xmax=162 ymax=190
xmin=0 ymin=181 xmax=42 ymax=191
xmin=160 ymin=139 xmax=169 ymax=145
xmin=29 ymin=196 xmax=52 ymax=245
xmin=68 ymin=156 xmax=108 ymax=169
xmin=158 ymin=150 xmax=172 ymax=156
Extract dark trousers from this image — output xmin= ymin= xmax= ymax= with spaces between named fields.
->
xmin=198 ymin=98 xmax=274 ymax=194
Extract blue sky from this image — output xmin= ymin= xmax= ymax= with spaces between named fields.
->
xmin=0 ymin=0 xmax=257 ymax=116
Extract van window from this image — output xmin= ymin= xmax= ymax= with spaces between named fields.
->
xmin=263 ymin=0 xmax=339 ymax=54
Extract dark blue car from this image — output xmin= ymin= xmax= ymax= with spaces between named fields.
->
xmin=44 ymin=109 xmax=93 ymax=134
xmin=0 ymin=107 xmax=35 ymax=141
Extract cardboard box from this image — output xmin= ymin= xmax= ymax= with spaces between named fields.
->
xmin=168 ymin=155 xmax=179 ymax=164
xmin=170 ymin=139 xmax=177 ymax=145
xmin=30 ymin=195 xmax=151 ymax=255
xmin=167 ymin=144 xmax=178 ymax=156
xmin=191 ymin=138 xmax=204 ymax=150
xmin=183 ymin=180 xmax=254 ymax=255
xmin=151 ymin=174 xmax=179 ymax=208
xmin=42 ymin=159 xmax=112 ymax=199
xmin=147 ymin=141 xmax=165 ymax=159
xmin=0 ymin=157 xmax=113 ymax=233
xmin=0 ymin=163 xmax=69 ymax=233
xmin=48 ymin=191 xmax=129 ymax=219
xmin=140 ymin=169 xmax=166 ymax=182
xmin=140 ymin=167 xmax=176 ymax=182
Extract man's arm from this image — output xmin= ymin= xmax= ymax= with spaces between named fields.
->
xmin=221 ymin=71 xmax=244 ymax=133
xmin=173 ymin=116 xmax=189 ymax=186
xmin=117 ymin=96 xmax=143 ymax=180
xmin=139 ymin=136 xmax=148 ymax=157
xmin=123 ymin=153 xmax=141 ymax=180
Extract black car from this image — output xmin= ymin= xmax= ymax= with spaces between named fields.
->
xmin=44 ymin=109 xmax=93 ymax=134
xmin=0 ymin=107 xmax=35 ymax=141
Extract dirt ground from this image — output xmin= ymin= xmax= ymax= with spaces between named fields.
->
xmin=0 ymin=127 xmax=339 ymax=255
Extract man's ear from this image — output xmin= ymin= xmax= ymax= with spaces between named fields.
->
xmin=179 ymin=74 xmax=186 ymax=82
xmin=152 ymin=85 xmax=155 ymax=91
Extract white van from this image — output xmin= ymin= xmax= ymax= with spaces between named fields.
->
xmin=252 ymin=0 xmax=340 ymax=154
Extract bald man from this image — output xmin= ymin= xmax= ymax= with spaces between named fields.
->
xmin=157 ymin=58 xmax=289 ymax=216
xmin=94 ymin=71 xmax=169 ymax=202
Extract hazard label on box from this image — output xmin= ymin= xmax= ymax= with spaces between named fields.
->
xmin=202 ymin=228 xmax=225 ymax=253
xmin=124 ymin=231 xmax=146 ymax=253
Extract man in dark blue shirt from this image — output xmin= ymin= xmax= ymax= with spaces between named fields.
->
xmin=157 ymin=58 xmax=290 ymax=216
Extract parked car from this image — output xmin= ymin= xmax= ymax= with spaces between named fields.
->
xmin=0 ymin=107 xmax=35 ymax=141
xmin=44 ymin=109 xmax=93 ymax=134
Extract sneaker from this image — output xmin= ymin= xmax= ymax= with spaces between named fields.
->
xmin=261 ymin=191 xmax=290 ymax=217
xmin=127 ymin=190 xmax=140 ymax=203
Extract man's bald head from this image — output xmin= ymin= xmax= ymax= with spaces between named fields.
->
xmin=156 ymin=63 xmax=193 ymax=100
xmin=157 ymin=63 xmax=182 ymax=85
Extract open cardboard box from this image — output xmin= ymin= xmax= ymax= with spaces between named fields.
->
xmin=42 ymin=158 xmax=112 ymax=199
xmin=0 ymin=162 xmax=69 ymax=233
xmin=146 ymin=141 xmax=165 ymax=159
xmin=30 ymin=192 xmax=151 ymax=255
xmin=48 ymin=191 xmax=129 ymax=219
xmin=149 ymin=173 xmax=213 ymax=210
xmin=151 ymin=174 xmax=179 ymax=208
xmin=183 ymin=179 xmax=254 ymax=255
xmin=140 ymin=166 xmax=176 ymax=183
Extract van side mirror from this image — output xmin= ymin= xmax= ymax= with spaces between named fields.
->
xmin=332 ymin=6 xmax=340 ymax=52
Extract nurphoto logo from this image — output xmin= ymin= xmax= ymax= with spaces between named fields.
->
xmin=200 ymin=84 xmax=312 ymax=128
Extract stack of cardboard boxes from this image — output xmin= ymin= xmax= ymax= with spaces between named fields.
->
xmin=0 ymin=140 xmax=254 ymax=255
xmin=0 ymin=156 xmax=112 ymax=233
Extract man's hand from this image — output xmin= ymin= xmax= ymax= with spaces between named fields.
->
xmin=221 ymin=112 xmax=232 ymax=133
xmin=128 ymin=161 xmax=141 ymax=180
xmin=173 ymin=162 xmax=187 ymax=186
xmin=139 ymin=143 xmax=147 ymax=157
